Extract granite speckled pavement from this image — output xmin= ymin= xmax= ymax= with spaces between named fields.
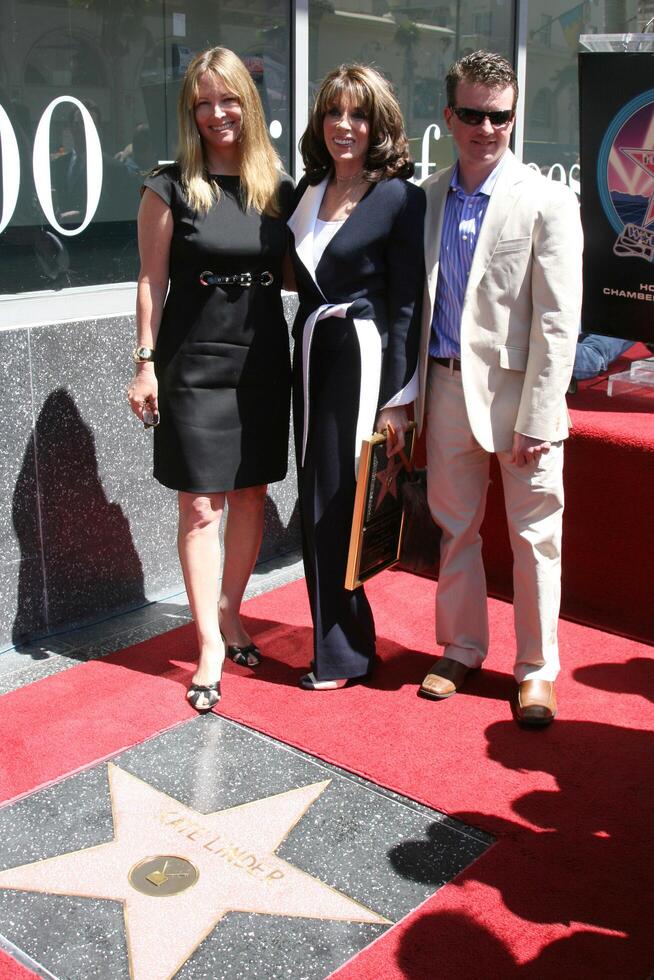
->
xmin=0 ymin=715 xmax=491 ymax=979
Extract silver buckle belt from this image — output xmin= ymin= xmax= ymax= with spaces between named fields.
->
xmin=199 ymin=270 xmax=274 ymax=288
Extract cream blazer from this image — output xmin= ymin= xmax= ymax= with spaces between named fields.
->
xmin=416 ymin=150 xmax=583 ymax=452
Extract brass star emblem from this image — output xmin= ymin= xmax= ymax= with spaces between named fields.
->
xmin=0 ymin=765 xmax=389 ymax=979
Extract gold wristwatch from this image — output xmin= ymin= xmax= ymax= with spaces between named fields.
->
xmin=132 ymin=346 xmax=155 ymax=363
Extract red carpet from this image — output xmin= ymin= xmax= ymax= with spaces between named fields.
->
xmin=0 ymin=572 xmax=652 ymax=979
xmin=0 ymin=949 xmax=36 ymax=979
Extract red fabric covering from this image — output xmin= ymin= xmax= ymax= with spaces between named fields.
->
xmin=0 ymin=572 xmax=652 ymax=978
xmin=570 ymin=342 xmax=653 ymax=446
xmin=0 ymin=645 xmax=198 ymax=805
xmin=413 ymin=342 xmax=654 ymax=643
xmin=0 ymin=949 xmax=36 ymax=979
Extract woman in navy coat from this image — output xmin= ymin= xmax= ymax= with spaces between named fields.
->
xmin=288 ymin=64 xmax=425 ymax=689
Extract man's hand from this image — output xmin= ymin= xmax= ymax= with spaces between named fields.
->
xmin=511 ymin=432 xmax=551 ymax=467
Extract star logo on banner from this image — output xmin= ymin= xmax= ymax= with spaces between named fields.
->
xmin=0 ymin=765 xmax=389 ymax=980
xmin=620 ymin=147 xmax=654 ymax=227
xmin=374 ymin=452 xmax=404 ymax=509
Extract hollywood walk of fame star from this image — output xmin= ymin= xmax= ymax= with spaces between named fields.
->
xmin=620 ymin=146 xmax=654 ymax=227
xmin=0 ymin=765 xmax=389 ymax=980
xmin=374 ymin=452 xmax=404 ymax=510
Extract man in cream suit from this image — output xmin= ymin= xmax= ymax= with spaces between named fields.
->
xmin=416 ymin=51 xmax=583 ymax=724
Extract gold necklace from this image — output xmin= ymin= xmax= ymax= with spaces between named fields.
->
xmin=323 ymin=172 xmax=368 ymax=219
xmin=334 ymin=169 xmax=365 ymax=184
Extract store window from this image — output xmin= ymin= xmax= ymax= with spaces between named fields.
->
xmin=0 ymin=0 xmax=291 ymax=296
xmin=308 ymin=0 xmax=514 ymax=180
xmin=523 ymin=0 xmax=650 ymax=187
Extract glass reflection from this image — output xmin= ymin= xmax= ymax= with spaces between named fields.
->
xmin=308 ymin=0 xmax=513 ymax=180
xmin=523 ymin=0 xmax=651 ymax=177
xmin=0 ymin=0 xmax=291 ymax=295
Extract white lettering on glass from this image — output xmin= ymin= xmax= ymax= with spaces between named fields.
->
xmin=416 ymin=124 xmax=441 ymax=181
xmin=547 ymin=162 xmax=567 ymax=183
xmin=527 ymin=160 xmax=581 ymax=197
xmin=32 ymin=96 xmax=103 ymax=236
xmin=0 ymin=104 xmax=20 ymax=234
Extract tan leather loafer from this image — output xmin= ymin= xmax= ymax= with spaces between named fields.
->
xmin=516 ymin=680 xmax=557 ymax=725
xmin=419 ymin=657 xmax=472 ymax=700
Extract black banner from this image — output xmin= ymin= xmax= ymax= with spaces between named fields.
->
xmin=579 ymin=52 xmax=654 ymax=343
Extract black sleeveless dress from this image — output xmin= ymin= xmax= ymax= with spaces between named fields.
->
xmin=143 ymin=165 xmax=293 ymax=492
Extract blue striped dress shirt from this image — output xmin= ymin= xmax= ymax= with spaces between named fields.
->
xmin=430 ymin=159 xmax=505 ymax=359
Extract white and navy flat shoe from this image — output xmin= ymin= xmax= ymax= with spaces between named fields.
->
xmin=299 ymin=672 xmax=347 ymax=691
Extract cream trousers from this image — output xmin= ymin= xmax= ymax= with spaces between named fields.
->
xmin=425 ymin=361 xmax=565 ymax=683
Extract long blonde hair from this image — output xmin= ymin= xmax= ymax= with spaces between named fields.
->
xmin=177 ymin=47 xmax=281 ymax=215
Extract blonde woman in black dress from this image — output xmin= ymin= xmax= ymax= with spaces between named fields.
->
xmin=128 ymin=47 xmax=293 ymax=711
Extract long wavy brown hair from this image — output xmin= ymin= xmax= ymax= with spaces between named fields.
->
xmin=300 ymin=64 xmax=414 ymax=185
xmin=177 ymin=46 xmax=281 ymax=215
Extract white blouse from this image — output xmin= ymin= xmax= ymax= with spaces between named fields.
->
xmin=313 ymin=217 xmax=345 ymax=268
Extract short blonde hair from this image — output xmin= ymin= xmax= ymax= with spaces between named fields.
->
xmin=177 ymin=47 xmax=281 ymax=215
xmin=300 ymin=64 xmax=414 ymax=185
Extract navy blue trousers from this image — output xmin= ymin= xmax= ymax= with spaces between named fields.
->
xmin=293 ymin=319 xmax=376 ymax=681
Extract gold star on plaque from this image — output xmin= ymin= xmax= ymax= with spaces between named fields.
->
xmin=0 ymin=765 xmax=389 ymax=980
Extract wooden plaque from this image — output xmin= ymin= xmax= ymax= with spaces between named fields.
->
xmin=344 ymin=423 xmax=416 ymax=591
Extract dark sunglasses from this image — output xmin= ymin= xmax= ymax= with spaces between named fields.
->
xmin=450 ymin=106 xmax=515 ymax=126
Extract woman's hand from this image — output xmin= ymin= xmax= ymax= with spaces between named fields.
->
xmin=127 ymin=363 xmax=158 ymax=423
xmin=129 ymin=189 xmax=172 ymax=423
xmin=375 ymin=406 xmax=409 ymax=456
